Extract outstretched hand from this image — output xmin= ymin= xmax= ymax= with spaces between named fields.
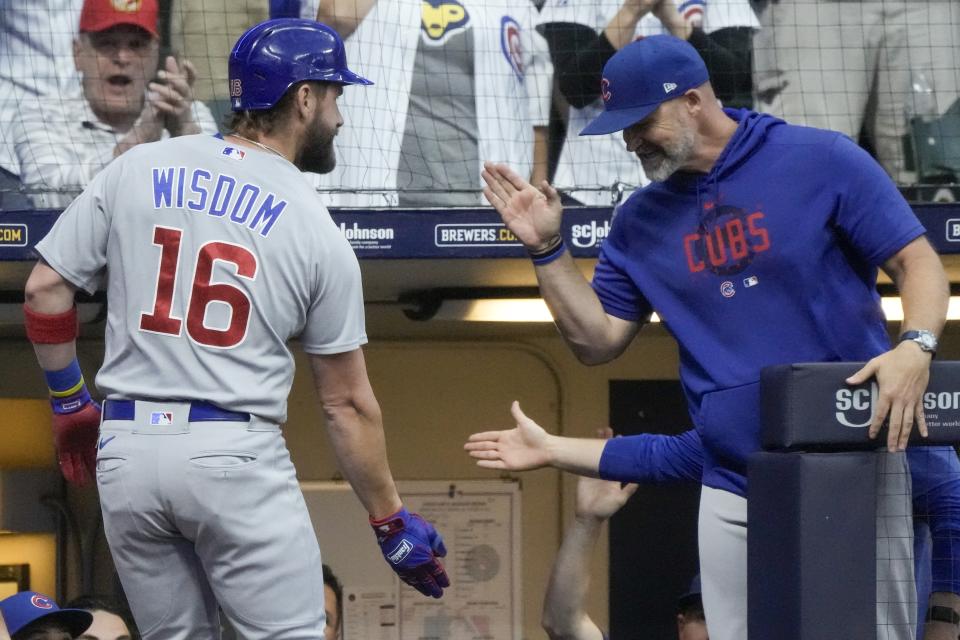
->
xmin=481 ymin=162 xmax=563 ymax=251
xmin=464 ymin=401 xmax=553 ymax=471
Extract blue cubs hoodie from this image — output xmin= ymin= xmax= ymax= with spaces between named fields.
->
xmin=594 ymin=109 xmax=925 ymax=496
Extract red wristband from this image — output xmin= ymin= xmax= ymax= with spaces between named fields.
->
xmin=23 ymin=304 xmax=79 ymax=344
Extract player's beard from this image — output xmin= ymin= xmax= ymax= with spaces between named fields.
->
xmin=639 ymin=128 xmax=697 ymax=182
xmin=299 ymin=113 xmax=338 ymax=175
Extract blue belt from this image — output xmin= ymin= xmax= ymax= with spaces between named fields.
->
xmin=104 ymin=399 xmax=250 ymax=423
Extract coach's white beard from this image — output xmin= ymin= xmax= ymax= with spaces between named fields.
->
xmin=640 ymin=129 xmax=697 ymax=182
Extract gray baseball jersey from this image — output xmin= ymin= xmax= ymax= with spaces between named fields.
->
xmin=36 ymin=134 xmax=367 ymax=423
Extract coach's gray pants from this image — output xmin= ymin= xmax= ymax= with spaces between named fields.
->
xmin=96 ymin=400 xmax=327 ymax=640
xmin=699 ymin=451 xmax=915 ymax=640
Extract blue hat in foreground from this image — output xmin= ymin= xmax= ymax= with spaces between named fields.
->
xmin=0 ymin=591 xmax=93 ymax=637
xmin=580 ymin=35 xmax=709 ymax=136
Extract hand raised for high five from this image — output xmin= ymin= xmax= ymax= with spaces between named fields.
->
xmin=464 ymin=401 xmax=554 ymax=471
xmin=465 ymin=401 xmax=609 ymax=476
xmin=481 ymin=162 xmax=564 ymax=252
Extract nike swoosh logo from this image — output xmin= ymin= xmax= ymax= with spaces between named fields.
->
xmin=98 ymin=435 xmax=116 ymax=450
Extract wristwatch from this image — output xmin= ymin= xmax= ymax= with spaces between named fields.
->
xmin=924 ymin=605 xmax=960 ymax=625
xmin=899 ymin=329 xmax=938 ymax=356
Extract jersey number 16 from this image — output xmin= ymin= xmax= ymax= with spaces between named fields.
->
xmin=140 ymin=225 xmax=258 ymax=348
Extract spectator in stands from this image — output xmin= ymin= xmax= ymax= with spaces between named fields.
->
xmin=0 ymin=592 xmax=92 ymax=640
xmin=752 ymin=1 xmax=960 ymax=184
xmin=312 ymin=0 xmax=551 ymax=207
xmin=0 ymin=0 xmax=84 ymax=210
xmin=541 ymin=464 xmax=707 ymax=640
xmin=536 ymin=0 xmax=758 ymax=204
xmin=322 ymin=564 xmax=343 ymax=640
xmin=12 ymin=0 xmax=217 ymax=208
xmin=63 ymin=596 xmax=135 ymax=640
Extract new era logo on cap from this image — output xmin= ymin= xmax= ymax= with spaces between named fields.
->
xmin=663 ymin=82 xmax=678 ymax=94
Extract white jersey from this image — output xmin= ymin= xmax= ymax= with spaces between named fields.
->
xmin=310 ymin=0 xmax=545 ymax=207
xmin=35 ymin=134 xmax=367 ymax=423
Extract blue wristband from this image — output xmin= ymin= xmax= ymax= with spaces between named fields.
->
xmin=51 ymin=387 xmax=92 ymax=415
xmin=45 ymin=359 xmax=84 ymax=397
xmin=530 ymin=237 xmax=566 ymax=266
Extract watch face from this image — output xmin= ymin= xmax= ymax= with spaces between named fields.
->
xmin=902 ymin=331 xmax=937 ymax=352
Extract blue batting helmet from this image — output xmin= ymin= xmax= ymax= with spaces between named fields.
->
xmin=228 ymin=19 xmax=372 ymax=111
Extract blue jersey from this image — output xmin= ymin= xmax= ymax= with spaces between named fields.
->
xmin=600 ymin=433 xmax=960 ymax=618
xmin=592 ymin=109 xmax=925 ymax=495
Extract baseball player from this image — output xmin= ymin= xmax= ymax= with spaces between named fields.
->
xmin=475 ymin=35 xmax=949 ymax=640
xmin=23 ymin=18 xmax=448 ymax=640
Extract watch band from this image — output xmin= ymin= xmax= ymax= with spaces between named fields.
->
xmin=899 ymin=329 xmax=938 ymax=356
xmin=925 ymin=605 xmax=960 ymax=625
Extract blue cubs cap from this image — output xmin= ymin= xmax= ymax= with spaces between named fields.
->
xmin=0 ymin=591 xmax=93 ymax=637
xmin=580 ymin=35 xmax=709 ymax=136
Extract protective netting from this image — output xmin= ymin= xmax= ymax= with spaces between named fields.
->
xmin=1 ymin=0 xmax=958 ymax=211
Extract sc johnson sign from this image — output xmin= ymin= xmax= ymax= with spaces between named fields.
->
xmin=835 ymin=383 xmax=960 ymax=428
